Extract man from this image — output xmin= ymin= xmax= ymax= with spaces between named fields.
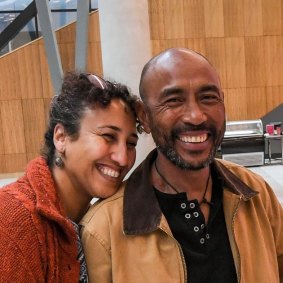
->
xmin=81 ymin=48 xmax=283 ymax=283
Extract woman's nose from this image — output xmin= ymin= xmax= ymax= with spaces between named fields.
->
xmin=111 ymin=144 xmax=129 ymax=167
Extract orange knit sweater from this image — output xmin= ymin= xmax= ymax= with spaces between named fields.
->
xmin=0 ymin=157 xmax=80 ymax=282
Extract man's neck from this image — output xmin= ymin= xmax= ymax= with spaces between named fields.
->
xmin=151 ymin=153 xmax=213 ymax=223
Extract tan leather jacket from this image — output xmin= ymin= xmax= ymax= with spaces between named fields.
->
xmin=81 ymin=150 xmax=283 ymax=283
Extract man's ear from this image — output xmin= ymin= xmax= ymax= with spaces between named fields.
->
xmin=53 ymin=124 xmax=67 ymax=153
xmin=136 ymin=100 xmax=151 ymax=134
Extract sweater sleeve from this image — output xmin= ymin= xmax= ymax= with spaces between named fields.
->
xmin=0 ymin=191 xmax=45 ymax=283
xmin=0 ymin=229 xmax=42 ymax=282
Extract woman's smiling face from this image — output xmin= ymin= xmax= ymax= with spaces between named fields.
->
xmin=59 ymin=99 xmax=138 ymax=199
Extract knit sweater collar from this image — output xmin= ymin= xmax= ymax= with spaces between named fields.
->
xmin=25 ymin=156 xmax=75 ymax=239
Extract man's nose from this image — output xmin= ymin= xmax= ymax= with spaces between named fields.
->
xmin=181 ymin=100 xmax=206 ymax=125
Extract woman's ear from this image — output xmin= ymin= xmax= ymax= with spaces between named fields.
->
xmin=53 ymin=124 xmax=67 ymax=153
xmin=136 ymin=100 xmax=151 ymax=134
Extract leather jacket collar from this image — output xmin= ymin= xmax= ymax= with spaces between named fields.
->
xmin=123 ymin=149 xmax=258 ymax=235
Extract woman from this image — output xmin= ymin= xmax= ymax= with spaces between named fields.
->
xmin=0 ymin=71 xmax=140 ymax=282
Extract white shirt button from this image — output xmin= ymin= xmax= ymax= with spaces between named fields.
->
xmin=193 ymin=212 xmax=199 ymax=218
xmin=185 ymin=213 xmax=191 ymax=219
xmin=190 ymin=203 xmax=195 ymax=209
xmin=180 ymin=203 xmax=186 ymax=209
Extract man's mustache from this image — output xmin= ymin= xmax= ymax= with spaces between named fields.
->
xmin=171 ymin=123 xmax=215 ymax=137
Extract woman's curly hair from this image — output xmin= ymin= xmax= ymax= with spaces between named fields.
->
xmin=41 ymin=71 xmax=142 ymax=168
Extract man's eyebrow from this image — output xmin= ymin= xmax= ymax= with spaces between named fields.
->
xmin=199 ymin=84 xmax=220 ymax=94
xmin=162 ymin=87 xmax=184 ymax=96
xmin=97 ymin=125 xmax=138 ymax=139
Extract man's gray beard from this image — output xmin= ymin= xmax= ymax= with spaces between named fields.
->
xmin=157 ymin=144 xmax=217 ymax=171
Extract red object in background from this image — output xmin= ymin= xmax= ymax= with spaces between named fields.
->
xmin=266 ymin=124 xmax=274 ymax=135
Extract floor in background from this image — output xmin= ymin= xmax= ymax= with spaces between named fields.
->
xmin=249 ymin=163 xmax=283 ymax=204
xmin=0 ymin=164 xmax=282 ymax=204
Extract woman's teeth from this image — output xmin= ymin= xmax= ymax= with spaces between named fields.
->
xmin=99 ymin=167 xmax=120 ymax=178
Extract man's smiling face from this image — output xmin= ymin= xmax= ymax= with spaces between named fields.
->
xmin=141 ymin=49 xmax=225 ymax=170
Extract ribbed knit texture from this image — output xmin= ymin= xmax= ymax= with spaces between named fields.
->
xmin=0 ymin=157 xmax=80 ymax=282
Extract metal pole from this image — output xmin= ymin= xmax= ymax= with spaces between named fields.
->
xmin=75 ymin=0 xmax=89 ymax=71
xmin=35 ymin=0 xmax=63 ymax=95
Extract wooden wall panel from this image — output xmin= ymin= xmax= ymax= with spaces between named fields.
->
xmin=57 ymin=21 xmax=75 ymax=44
xmin=17 ymin=41 xmax=43 ymax=99
xmin=244 ymin=0 xmax=263 ymax=36
xmin=246 ymin=87 xmax=267 ymax=118
xmin=38 ymin=42 xmax=54 ymax=99
xmin=0 ymin=54 xmax=21 ymax=100
xmin=0 ymin=155 xmax=5 ymax=172
xmin=43 ymin=98 xmax=52 ymax=122
xmin=262 ymin=0 xmax=282 ymax=35
xmin=163 ymin=0 xmax=185 ymax=39
xmin=225 ymin=88 xmax=247 ymax=121
xmin=245 ymin=37 xmax=266 ymax=87
xmin=266 ymin=86 xmax=283 ymax=113
xmin=185 ymin=38 xmax=206 ymax=56
xmin=225 ymin=37 xmax=246 ymax=88
xmin=204 ymin=0 xmax=224 ymax=37
xmin=89 ymin=11 xmax=101 ymax=43
xmin=0 ymin=100 xmax=25 ymax=154
xmin=183 ymin=0 xmax=205 ymax=38
xmin=223 ymin=0 xmax=244 ymax=37
xmin=5 ymin=154 xmax=27 ymax=173
xmin=264 ymin=36 xmax=283 ymax=86
xmin=87 ymin=43 xmax=103 ymax=75
xmin=148 ymin=0 xmax=165 ymax=40
xmin=0 ymin=109 xmax=4 ymax=154
xmin=22 ymin=99 xmax=46 ymax=154
xmin=151 ymin=39 xmax=187 ymax=56
xmin=59 ymin=43 xmax=75 ymax=71
xmin=151 ymin=40 xmax=167 ymax=56
xmin=205 ymin=38 xmax=227 ymax=88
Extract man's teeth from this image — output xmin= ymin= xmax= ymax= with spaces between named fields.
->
xmin=100 ymin=167 xmax=120 ymax=178
xmin=180 ymin=134 xmax=208 ymax=143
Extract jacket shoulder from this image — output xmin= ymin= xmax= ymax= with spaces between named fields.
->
xmin=81 ymin=182 xmax=125 ymax=230
xmin=215 ymin=158 xmax=267 ymax=187
xmin=215 ymin=158 xmax=282 ymax=207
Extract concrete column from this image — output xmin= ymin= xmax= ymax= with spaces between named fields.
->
xmin=97 ymin=0 xmax=154 ymax=169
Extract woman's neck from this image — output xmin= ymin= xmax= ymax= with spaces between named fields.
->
xmin=52 ymin=167 xmax=91 ymax=223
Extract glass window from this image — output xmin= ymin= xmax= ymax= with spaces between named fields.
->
xmin=0 ymin=0 xmax=98 ymax=54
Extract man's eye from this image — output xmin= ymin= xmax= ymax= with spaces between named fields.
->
xmin=165 ymin=97 xmax=182 ymax=106
xmin=201 ymin=94 xmax=221 ymax=104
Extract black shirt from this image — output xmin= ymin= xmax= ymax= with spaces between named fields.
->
xmin=154 ymin=168 xmax=238 ymax=283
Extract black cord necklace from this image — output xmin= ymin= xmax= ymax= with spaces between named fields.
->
xmin=154 ymin=160 xmax=212 ymax=206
